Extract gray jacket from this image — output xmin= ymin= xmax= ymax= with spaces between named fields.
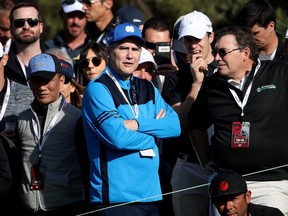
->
xmin=17 ymin=95 xmax=86 ymax=212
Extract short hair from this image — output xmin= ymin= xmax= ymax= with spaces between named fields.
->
xmin=214 ymin=26 xmax=259 ymax=62
xmin=79 ymin=42 xmax=108 ymax=64
xmin=142 ymin=17 xmax=173 ymax=39
xmin=10 ymin=2 xmax=42 ymax=22
xmin=236 ymin=0 xmax=276 ymax=28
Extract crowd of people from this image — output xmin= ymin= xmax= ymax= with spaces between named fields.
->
xmin=0 ymin=0 xmax=288 ymax=215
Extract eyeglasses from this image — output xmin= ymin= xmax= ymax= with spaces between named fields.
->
xmin=79 ymin=56 xmax=102 ymax=68
xmin=13 ymin=18 xmax=39 ymax=28
xmin=144 ymin=41 xmax=156 ymax=50
xmin=80 ymin=0 xmax=99 ymax=6
xmin=212 ymin=48 xmax=241 ymax=58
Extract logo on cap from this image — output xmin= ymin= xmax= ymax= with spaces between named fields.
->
xmin=219 ymin=181 xmax=229 ymax=191
xmin=125 ymin=25 xmax=135 ymax=33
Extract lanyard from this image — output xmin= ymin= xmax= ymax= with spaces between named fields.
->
xmin=269 ymin=48 xmax=277 ymax=60
xmin=32 ymin=101 xmax=67 ymax=158
xmin=229 ymin=60 xmax=261 ymax=117
xmin=105 ymin=69 xmax=139 ymax=118
xmin=0 ymin=78 xmax=10 ymax=121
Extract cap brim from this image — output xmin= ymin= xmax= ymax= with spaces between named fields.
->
xmin=28 ymin=71 xmax=58 ymax=80
xmin=210 ymin=191 xmax=246 ymax=199
xmin=179 ymin=27 xmax=207 ymax=40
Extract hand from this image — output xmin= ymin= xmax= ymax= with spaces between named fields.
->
xmin=154 ymin=64 xmax=177 ymax=76
xmin=189 ymin=53 xmax=208 ymax=84
xmin=156 ymin=109 xmax=166 ymax=119
xmin=123 ymin=119 xmax=139 ymax=131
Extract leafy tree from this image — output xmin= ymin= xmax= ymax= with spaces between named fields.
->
xmin=34 ymin=0 xmax=287 ymax=41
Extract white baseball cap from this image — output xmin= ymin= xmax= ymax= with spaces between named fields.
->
xmin=139 ymin=47 xmax=158 ymax=70
xmin=179 ymin=10 xmax=213 ymax=40
xmin=61 ymin=0 xmax=84 ymax=14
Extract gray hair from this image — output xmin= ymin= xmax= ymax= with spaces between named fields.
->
xmin=45 ymin=48 xmax=74 ymax=67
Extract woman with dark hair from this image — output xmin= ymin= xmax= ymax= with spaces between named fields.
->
xmin=77 ymin=42 xmax=108 ymax=86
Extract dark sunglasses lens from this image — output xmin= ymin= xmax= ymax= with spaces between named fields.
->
xmin=13 ymin=19 xmax=25 ymax=28
xmin=212 ymin=49 xmax=226 ymax=58
xmin=91 ymin=57 xmax=101 ymax=66
xmin=82 ymin=0 xmax=92 ymax=6
xmin=80 ymin=59 xmax=89 ymax=69
xmin=218 ymin=49 xmax=226 ymax=58
xmin=145 ymin=42 xmax=156 ymax=50
xmin=13 ymin=18 xmax=39 ymax=28
xmin=27 ymin=19 xmax=39 ymax=27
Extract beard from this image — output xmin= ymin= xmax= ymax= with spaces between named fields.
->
xmin=13 ymin=30 xmax=40 ymax=44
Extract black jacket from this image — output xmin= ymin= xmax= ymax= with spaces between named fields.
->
xmin=4 ymin=40 xmax=50 ymax=85
xmin=249 ymin=203 xmax=284 ymax=216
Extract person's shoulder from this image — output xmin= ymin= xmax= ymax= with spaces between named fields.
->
xmin=17 ymin=108 xmax=32 ymax=120
xmin=249 ymin=203 xmax=284 ymax=216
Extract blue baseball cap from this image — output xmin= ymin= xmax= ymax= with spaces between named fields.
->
xmin=60 ymin=59 xmax=75 ymax=82
xmin=27 ymin=53 xmax=62 ymax=80
xmin=107 ymin=23 xmax=144 ymax=45
xmin=115 ymin=5 xmax=144 ymax=27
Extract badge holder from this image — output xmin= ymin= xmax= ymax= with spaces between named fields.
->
xmin=231 ymin=121 xmax=250 ymax=148
xmin=30 ymin=161 xmax=44 ymax=190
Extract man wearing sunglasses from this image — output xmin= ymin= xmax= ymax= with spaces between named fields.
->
xmin=81 ymin=0 xmax=114 ymax=47
xmin=46 ymin=0 xmax=91 ymax=66
xmin=188 ymin=26 xmax=288 ymax=216
xmin=82 ymin=23 xmax=180 ymax=216
xmin=5 ymin=2 xmax=49 ymax=85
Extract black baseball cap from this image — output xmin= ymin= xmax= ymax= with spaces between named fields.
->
xmin=209 ymin=171 xmax=247 ymax=199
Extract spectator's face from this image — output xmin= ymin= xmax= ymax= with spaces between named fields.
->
xmin=143 ymin=29 xmax=170 ymax=57
xmin=61 ymin=81 xmax=75 ymax=103
xmin=250 ymin=22 xmax=274 ymax=52
xmin=214 ymin=34 xmax=245 ymax=80
xmin=29 ymin=74 xmax=65 ymax=106
xmin=0 ymin=10 xmax=11 ymax=46
xmin=10 ymin=7 xmax=43 ymax=44
xmin=183 ymin=33 xmax=214 ymax=63
xmin=62 ymin=11 xmax=86 ymax=38
xmin=214 ymin=192 xmax=251 ymax=216
xmin=82 ymin=0 xmax=106 ymax=23
xmin=134 ymin=62 xmax=155 ymax=81
xmin=80 ymin=48 xmax=106 ymax=81
xmin=109 ymin=38 xmax=141 ymax=80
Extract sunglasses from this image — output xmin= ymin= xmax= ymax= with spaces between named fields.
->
xmin=212 ymin=48 xmax=241 ymax=58
xmin=80 ymin=56 xmax=102 ymax=69
xmin=144 ymin=41 xmax=157 ymax=50
xmin=13 ymin=18 xmax=39 ymax=28
xmin=80 ymin=0 xmax=99 ymax=6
